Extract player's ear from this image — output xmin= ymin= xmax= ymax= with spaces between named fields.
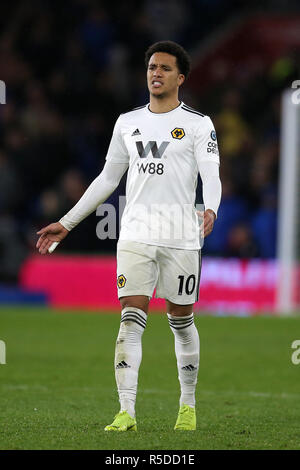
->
xmin=178 ymin=74 xmax=185 ymax=87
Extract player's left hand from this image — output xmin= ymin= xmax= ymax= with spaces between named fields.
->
xmin=203 ymin=209 xmax=216 ymax=238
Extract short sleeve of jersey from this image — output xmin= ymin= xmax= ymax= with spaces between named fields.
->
xmin=194 ymin=116 xmax=220 ymax=166
xmin=105 ymin=116 xmax=129 ymax=164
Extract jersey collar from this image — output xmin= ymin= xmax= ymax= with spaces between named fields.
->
xmin=146 ymin=101 xmax=183 ymax=115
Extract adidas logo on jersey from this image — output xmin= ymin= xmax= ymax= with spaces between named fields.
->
xmin=116 ymin=361 xmax=131 ymax=369
xmin=132 ymin=128 xmax=141 ymax=136
xmin=181 ymin=364 xmax=197 ymax=371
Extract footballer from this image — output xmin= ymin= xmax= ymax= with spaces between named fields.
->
xmin=36 ymin=41 xmax=222 ymax=431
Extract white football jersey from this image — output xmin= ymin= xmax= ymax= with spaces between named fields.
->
xmin=106 ymin=102 xmax=220 ymax=249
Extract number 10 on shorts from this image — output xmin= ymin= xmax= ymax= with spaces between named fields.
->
xmin=177 ymin=275 xmax=196 ymax=295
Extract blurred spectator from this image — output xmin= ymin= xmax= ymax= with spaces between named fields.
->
xmin=226 ymin=223 xmax=258 ymax=258
xmin=248 ymin=142 xmax=278 ymax=208
xmin=58 ymin=169 xmax=87 ymax=212
xmin=80 ymin=6 xmax=115 ymax=69
xmin=143 ymin=0 xmax=190 ymax=43
xmin=0 ymin=150 xmax=26 ymax=282
xmin=251 ymin=186 xmax=278 ymax=258
xmin=0 ymin=216 xmax=27 ymax=282
xmin=0 ymin=149 xmax=21 ymax=213
xmin=215 ymin=89 xmax=251 ymax=159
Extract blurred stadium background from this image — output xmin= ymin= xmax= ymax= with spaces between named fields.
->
xmin=0 ymin=0 xmax=300 ymax=315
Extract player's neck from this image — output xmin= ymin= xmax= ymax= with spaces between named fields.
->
xmin=149 ymin=95 xmax=181 ymax=114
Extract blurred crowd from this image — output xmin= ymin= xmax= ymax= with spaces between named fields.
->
xmin=0 ymin=0 xmax=299 ymax=281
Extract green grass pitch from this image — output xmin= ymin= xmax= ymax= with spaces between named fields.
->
xmin=0 ymin=307 xmax=300 ymax=450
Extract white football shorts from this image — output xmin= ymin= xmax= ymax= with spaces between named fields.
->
xmin=116 ymin=240 xmax=201 ymax=305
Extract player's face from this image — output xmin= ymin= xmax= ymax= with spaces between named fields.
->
xmin=147 ymin=52 xmax=185 ymax=99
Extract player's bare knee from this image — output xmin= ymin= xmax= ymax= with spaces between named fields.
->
xmin=120 ymin=295 xmax=149 ymax=314
xmin=166 ymin=300 xmax=193 ymax=317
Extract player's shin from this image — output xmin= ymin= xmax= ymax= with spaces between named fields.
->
xmin=114 ymin=307 xmax=147 ymax=418
xmin=167 ymin=313 xmax=199 ymax=408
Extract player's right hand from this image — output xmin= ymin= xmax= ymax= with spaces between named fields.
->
xmin=36 ymin=222 xmax=69 ymax=255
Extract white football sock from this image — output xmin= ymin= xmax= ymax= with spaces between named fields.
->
xmin=168 ymin=312 xmax=200 ymax=408
xmin=114 ymin=307 xmax=147 ymax=418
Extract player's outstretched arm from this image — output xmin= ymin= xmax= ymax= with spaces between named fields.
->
xmin=36 ymin=222 xmax=69 ymax=255
xmin=36 ymin=160 xmax=128 ymax=254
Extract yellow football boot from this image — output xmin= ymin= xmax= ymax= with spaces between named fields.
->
xmin=174 ymin=404 xmax=196 ymax=430
xmin=104 ymin=411 xmax=137 ymax=432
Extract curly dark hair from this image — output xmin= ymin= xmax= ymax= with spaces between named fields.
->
xmin=145 ymin=41 xmax=191 ymax=79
